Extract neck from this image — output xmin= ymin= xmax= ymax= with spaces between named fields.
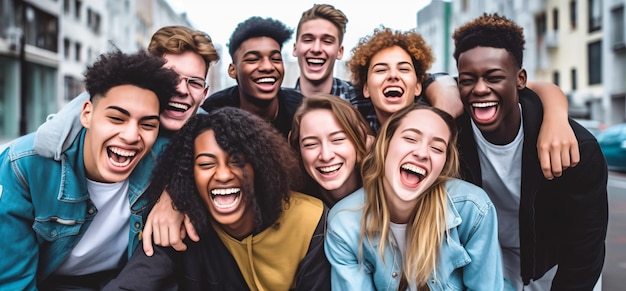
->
xmin=239 ymin=95 xmax=279 ymax=122
xmin=319 ymin=170 xmax=361 ymax=207
xmin=482 ymin=105 xmax=522 ymax=145
xmin=298 ymin=77 xmax=334 ymax=97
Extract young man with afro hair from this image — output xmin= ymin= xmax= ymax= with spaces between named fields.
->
xmin=0 ymin=50 xmax=179 ymax=290
xmin=201 ymin=16 xmax=303 ymax=138
xmin=454 ymin=13 xmax=608 ymax=290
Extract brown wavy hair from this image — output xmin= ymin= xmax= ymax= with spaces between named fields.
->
xmin=148 ymin=25 xmax=220 ymax=74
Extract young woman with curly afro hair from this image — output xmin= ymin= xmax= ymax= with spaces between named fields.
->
xmin=103 ymin=107 xmax=330 ymax=290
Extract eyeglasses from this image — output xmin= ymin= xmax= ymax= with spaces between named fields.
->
xmin=180 ymin=75 xmax=208 ymax=98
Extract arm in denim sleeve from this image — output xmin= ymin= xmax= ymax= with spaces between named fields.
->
xmin=34 ymin=91 xmax=89 ymax=161
xmin=325 ymin=212 xmax=376 ymax=291
xmin=0 ymin=148 xmax=39 ymax=290
xmin=457 ymin=187 xmax=504 ymax=291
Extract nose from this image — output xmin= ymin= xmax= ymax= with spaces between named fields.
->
xmin=312 ymin=39 xmax=322 ymax=52
xmin=258 ymin=57 xmax=275 ymax=72
xmin=412 ymin=142 xmax=428 ymax=160
xmin=119 ymin=123 xmax=140 ymax=144
xmin=472 ymin=78 xmax=490 ymax=95
xmin=387 ymin=68 xmax=400 ymax=80
xmin=215 ymin=163 xmax=235 ymax=183
xmin=177 ymin=77 xmax=190 ymax=96
xmin=318 ymin=143 xmax=335 ymax=162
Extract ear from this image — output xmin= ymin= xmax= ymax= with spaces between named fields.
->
xmin=201 ymin=87 xmax=209 ymax=103
xmin=517 ymin=68 xmax=528 ymax=90
xmin=337 ymin=45 xmax=344 ymax=60
xmin=414 ymin=79 xmax=423 ymax=97
xmin=362 ymin=83 xmax=370 ymax=99
xmin=292 ymin=42 xmax=298 ymax=57
xmin=80 ymin=100 xmax=94 ymax=128
xmin=228 ymin=63 xmax=237 ymax=79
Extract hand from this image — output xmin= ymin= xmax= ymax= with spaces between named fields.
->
xmin=537 ymin=116 xmax=580 ymax=179
xmin=142 ymin=190 xmax=199 ymax=256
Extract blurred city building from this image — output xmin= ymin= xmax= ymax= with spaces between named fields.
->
xmin=418 ymin=0 xmax=626 ymax=127
xmin=0 ymin=0 xmax=193 ymax=143
xmin=1 ymin=0 xmax=624 ymax=143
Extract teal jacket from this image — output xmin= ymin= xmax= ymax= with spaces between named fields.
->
xmin=0 ymin=129 xmax=167 ymax=290
xmin=325 ymin=179 xmax=504 ymax=291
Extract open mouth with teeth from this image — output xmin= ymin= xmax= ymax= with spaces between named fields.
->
xmin=167 ymin=101 xmax=191 ymax=113
xmin=107 ymin=146 xmax=138 ymax=168
xmin=400 ymin=163 xmax=426 ymax=187
xmin=383 ymin=87 xmax=404 ymax=98
xmin=306 ymin=58 xmax=325 ymax=67
xmin=317 ymin=163 xmax=342 ymax=175
xmin=471 ymin=101 xmax=499 ymax=122
xmin=211 ymin=188 xmax=241 ymax=209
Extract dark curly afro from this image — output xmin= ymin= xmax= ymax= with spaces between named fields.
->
xmin=453 ymin=13 xmax=525 ymax=68
xmin=227 ymin=16 xmax=293 ymax=61
xmin=147 ymin=107 xmax=303 ymax=234
xmin=84 ymin=50 xmax=179 ymax=112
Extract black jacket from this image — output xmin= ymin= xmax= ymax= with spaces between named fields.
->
xmin=457 ymin=88 xmax=608 ymax=290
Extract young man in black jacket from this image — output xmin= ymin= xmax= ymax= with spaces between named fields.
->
xmin=454 ymin=13 xmax=607 ymax=290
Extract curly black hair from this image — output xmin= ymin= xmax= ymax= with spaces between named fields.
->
xmin=84 ymin=50 xmax=179 ymax=112
xmin=227 ymin=16 xmax=293 ymax=61
xmin=147 ymin=107 xmax=302 ymax=234
xmin=452 ymin=13 xmax=525 ymax=68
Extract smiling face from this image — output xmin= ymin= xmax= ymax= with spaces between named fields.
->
xmin=229 ymin=36 xmax=285 ymax=103
xmin=292 ymin=18 xmax=344 ymax=85
xmin=160 ymin=51 xmax=208 ymax=132
xmin=81 ymin=84 xmax=160 ymax=183
xmin=299 ymin=108 xmax=359 ymax=203
xmin=457 ymin=46 xmax=525 ymax=144
xmin=194 ymin=129 xmax=255 ymax=237
xmin=363 ymin=46 xmax=421 ymax=125
xmin=382 ymin=109 xmax=450 ymax=205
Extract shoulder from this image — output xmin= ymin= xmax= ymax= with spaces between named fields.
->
xmin=445 ymin=178 xmax=493 ymax=210
xmin=202 ymin=86 xmax=239 ymax=110
xmin=328 ymin=188 xmax=365 ymax=225
xmin=279 ymin=88 xmax=304 ymax=103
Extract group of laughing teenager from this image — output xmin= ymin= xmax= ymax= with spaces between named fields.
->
xmin=0 ymin=3 xmax=608 ymax=291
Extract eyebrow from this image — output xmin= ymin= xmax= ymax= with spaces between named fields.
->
xmin=402 ymin=128 xmax=448 ymax=145
xmin=106 ymin=105 xmax=160 ymax=121
xmin=195 ymin=153 xmax=216 ymax=160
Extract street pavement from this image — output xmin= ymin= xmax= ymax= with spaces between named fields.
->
xmin=603 ymin=171 xmax=626 ymax=291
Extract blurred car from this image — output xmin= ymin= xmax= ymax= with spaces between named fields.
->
xmin=573 ymin=118 xmax=606 ymax=137
xmin=596 ymin=123 xmax=626 ymax=172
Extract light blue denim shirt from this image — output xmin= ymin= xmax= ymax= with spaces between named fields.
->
xmin=325 ymin=178 xmax=504 ymax=291
xmin=0 ymin=129 xmax=167 ymax=290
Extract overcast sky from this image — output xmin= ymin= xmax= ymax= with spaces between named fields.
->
xmin=167 ymin=0 xmax=432 ymax=61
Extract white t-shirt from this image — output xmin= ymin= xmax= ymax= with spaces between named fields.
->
xmin=54 ymin=179 xmax=131 ymax=275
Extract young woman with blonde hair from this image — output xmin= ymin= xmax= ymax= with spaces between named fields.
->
xmin=325 ymin=104 xmax=503 ymax=290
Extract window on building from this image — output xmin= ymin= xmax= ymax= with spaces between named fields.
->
xmin=570 ymin=0 xmax=577 ymax=29
xmin=63 ymin=38 xmax=70 ymax=59
xmin=571 ymin=68 xmax=577 ymax=90
xmin=75 ymin=42 xmax=81 ymax=62
xmin=461 ymin=0 xmax=468 ymax=11
xmin=552 ymin=8 xmax=559 ymax=30
xmin=587 ymin=41 xmax=602 ymax=85
xmin=18 ymin=4 xmax=59 ymax=53
xmin=74 ymin=0 xmax=81 ymax=20
xmin=63 ymin=0 xmax=70 ymax=14
xmin=588 ymin=0 xmax=602 ymax=32
xmin=536 ymin=12 xmax=547 ymax=36
xmin=553 ymin=71 xmax=560 ymax=86
xmin=611 ymin=5 xmax=625 ymax=50
xmin=64 ymin=75 xmax=84 ymax=101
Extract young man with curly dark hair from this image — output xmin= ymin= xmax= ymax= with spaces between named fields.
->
xmin=454 ymin=13 xmax=608 ymax=290
xmin=0 ymin=50 xmax=179 ymax=290
xmin=103 ymin=107 xmax=330 ymax=290
xmin=32 ymin=25 xmax=221 ymax=256
xmin=201 ymin=16 xmax=303 ymax=137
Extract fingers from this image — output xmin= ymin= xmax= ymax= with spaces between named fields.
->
xmin=142 ymin=221 xmax=154 ymax=257
xmin=184 ymin=215 xmax=200 ymax=242
xmin=538 ymin=139 xmax=580 ymax=180
xmin=539 ymin=144 xmax=555 ymax=180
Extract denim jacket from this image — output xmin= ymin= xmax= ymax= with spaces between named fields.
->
xmin=0 ymin=129 xmax=166 ymax=290
xmin=325 ymin=178 xmax=504 ymax=291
